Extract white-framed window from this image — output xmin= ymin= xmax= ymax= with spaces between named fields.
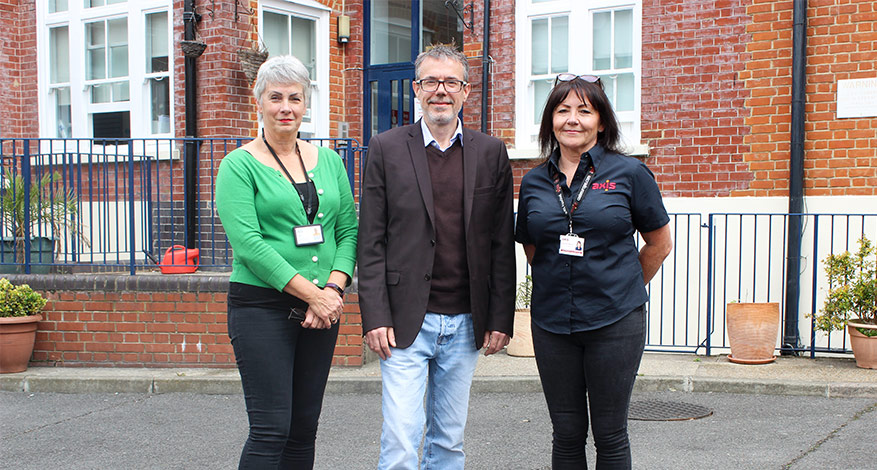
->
xmin=514 ymin=0 xmax=643 ymax=156
xmin=260 ymin=0 xmax=330 ymax=138
xmin=144 ymin=10 xmax=171 ymax=135
xmin=38 ymin=1 xmax=173 ymax=139
xmin=49 ymin=24 xmax=72 ymax=137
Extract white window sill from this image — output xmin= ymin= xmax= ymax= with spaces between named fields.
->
xmin=508 ymin=147 xmax=542 ymax=160
xmin=509 ymin=143 xmax=651 ymax=160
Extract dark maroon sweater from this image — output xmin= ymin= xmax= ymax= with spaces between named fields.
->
xmin=425 ymin=140 xmax=471 ymax=314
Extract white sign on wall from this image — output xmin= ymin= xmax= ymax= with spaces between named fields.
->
xmin=413 ymin=97 xmax=423 ymax=123
xmin=837 ymin=77 xmax=877 ymax=118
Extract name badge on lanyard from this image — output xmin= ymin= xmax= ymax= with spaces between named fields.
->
xmin=555 ymin=161 xmax=595 ymax=258
xmin=293 ymin=224 xmax=325 ymax=246
xmin=559 ymin=234 xmax=584 ymax=257
xmin=262 ymin=130 xmax=324 ymax=247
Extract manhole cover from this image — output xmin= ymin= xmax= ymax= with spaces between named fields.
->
xmin=628 ymin=400 xmax=713 ymax=421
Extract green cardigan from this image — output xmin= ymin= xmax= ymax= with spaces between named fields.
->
xmin=215 ymin=146 xmax=358 ymax=292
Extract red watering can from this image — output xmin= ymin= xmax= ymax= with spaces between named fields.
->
xmin=159 ymin=245 xmax=199 ymax=274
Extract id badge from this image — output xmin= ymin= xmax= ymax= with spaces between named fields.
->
xmin=559 ymin=234 xmax=584 ymax=257
xmin=293 ymin=224 xmax=324 ymax=246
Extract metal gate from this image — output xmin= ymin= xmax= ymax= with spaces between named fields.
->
xmin=643 ymin=212 xmax=875 ymax=357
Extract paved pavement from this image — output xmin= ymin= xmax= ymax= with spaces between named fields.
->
xmin=2 ymin=386 xmax=875 ymax=469
xmin=1 ymin=351 xmax=875 ymax=397
xmin=2 ymin=352 xmax=877 ymax=469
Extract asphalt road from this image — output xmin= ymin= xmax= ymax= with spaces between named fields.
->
xmin=1 ymin=390 xmax=874 ymax=470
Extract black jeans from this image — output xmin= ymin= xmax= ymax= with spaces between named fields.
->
xmin=532 ymin=305 xmax=646 ymax=470
xmin=228 ymin=305 xmax=339 ymax=469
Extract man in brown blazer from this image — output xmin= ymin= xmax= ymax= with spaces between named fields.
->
xmin=357 ymin=44 xmax=516 ymax=469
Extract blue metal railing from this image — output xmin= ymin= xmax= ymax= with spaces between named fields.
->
xmin=0 ymin=137 xmax=362 ymax=274
xmin=642 ymin=213 xmax=707 ymax=354
xmin=1 ymin=137 xmax=869 ymax=358
xmin=701 ymin=213 xmax=877 ymax=357
xmin=513 ymin=211 xmax=872 ymax=357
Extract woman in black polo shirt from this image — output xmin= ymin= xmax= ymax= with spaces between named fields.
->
xmin=515 ymin=74 xmax=672 ymax=469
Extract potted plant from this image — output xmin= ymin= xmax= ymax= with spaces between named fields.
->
xmin=0 ymin=278 xmax=47 ymax=373
xmin=726 ymin=300 xmax=780 ymax=364
xmin=0 ymin=168 xmax=84 ymax=273
xmin=813 ymin=236 xmax=877 ymax=369
xmin=507 ymin=275 xmax=534 ymax=357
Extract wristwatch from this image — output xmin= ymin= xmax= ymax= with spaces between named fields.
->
xmin=325 ymin=282 xmax=345 ymax=296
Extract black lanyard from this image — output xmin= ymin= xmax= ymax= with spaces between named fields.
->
xmin=553 ymin=161 xmax=595 ymax=235
xmin=262 ymin=130 xmax=314 ymax=220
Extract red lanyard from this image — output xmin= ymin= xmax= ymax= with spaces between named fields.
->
xmin=553 ymin=164 xmax=595 ymax=235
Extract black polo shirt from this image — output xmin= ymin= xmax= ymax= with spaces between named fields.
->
xmin=515 ymin=144 xmax=670 ymax=334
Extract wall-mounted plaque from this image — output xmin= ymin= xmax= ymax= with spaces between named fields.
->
xmin=837 ymin=77 xmax=877 ymax=119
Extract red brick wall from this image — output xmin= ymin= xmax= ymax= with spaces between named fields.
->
xmin=26 ymin=279 xmax=364 ymax=368
xmin=466 ymin=0 xmax=527 ymax=196
xmin=172 ymin=0 xmax=256 ymax=140
xmin=325 ymin=0 xmax=346 ymax=139
xmin=511 ymin=159 xmax=534 ymax=196
xmin=340 ymin=2 xmax=364 ymax=146
xmin=641 ymin=0 xmax=754 ymax=197
xmin=0 ymin=0 xmax=38 ymax=138
xmin=173 ymin=0 xmax=354 ymax=212
xmin=178 ymin=0 xmax=348 ymax=141
xmin=34 ymin=290 xmax=236 ymax=367
xmin=462 ymin=0 xmax=516 ymax=146
xmin=641 ymin=0 xmax=877 ymax=197
xmin=4 ymin=0 xmax=874 ymax=198
xmin=740 ymin=0 xmax=877 ymax=196
xmin=335 ymin=293 xmax=364 ymax=366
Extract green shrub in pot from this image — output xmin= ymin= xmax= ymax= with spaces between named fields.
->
xmin=0 ymin=278 xmax=47 ymax=317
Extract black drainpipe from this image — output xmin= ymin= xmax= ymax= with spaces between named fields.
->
xmin=480 ymin=0 xmax=490 ymax=134
xmin=183 ymin=0 xmax=199 ymax=249
xmin=782 ymin=0 xmax=807 ymax=355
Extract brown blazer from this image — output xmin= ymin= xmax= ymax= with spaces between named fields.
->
xmin=357 ymin=122 xmax=516 ymax=349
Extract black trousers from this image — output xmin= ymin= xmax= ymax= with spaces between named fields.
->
xmin=228 ymin=305 xmax=339 ymax=469
xmin=532 ymin=305 xmax=646 ymax=470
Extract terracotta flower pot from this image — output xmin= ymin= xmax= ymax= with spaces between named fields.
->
xmin=726 ymin=302 xmax=779 ymax=364
xmin=0 ymin=314 xmax=42 ymax=373
xmin=847 ymin=320 xmax=877 ymax=369
xmin=507 ymin=308 xmax=534 ymax=357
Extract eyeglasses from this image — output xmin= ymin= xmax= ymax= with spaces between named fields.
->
xmin=554 ymin=73 xmax=601 ymax=87
xmin=414 ymin=79 xmax=468 ymax=93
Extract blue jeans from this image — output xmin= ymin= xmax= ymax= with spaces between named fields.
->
xmin=378 ymin=313 xmax=480 ymax=470
xmin=228 ymin=305 xmax=339 ymax=470
xmin=532 ymin=305 xmax=646 ymax=470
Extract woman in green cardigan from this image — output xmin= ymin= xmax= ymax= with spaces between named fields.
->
xmin=215 ymin=55 xmax=357 ymax=469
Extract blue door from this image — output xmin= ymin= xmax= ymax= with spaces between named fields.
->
xmin=364 ymin=0 xmax=464 ymax=144
xmin=365 ymin=65 xmax=415 ymax=143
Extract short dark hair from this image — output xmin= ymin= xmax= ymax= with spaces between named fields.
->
xmin=537 ymin=78 xmax=623 ymax=160
xmin=414 ymin=42 xmax=469 ymax=82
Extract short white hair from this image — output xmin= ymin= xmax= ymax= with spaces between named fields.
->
xmin=253 ymin=55 xmax=311 ymax=107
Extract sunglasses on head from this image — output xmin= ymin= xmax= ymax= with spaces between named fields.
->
xmin=554 ymin=73 xmax=602 ymax=87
